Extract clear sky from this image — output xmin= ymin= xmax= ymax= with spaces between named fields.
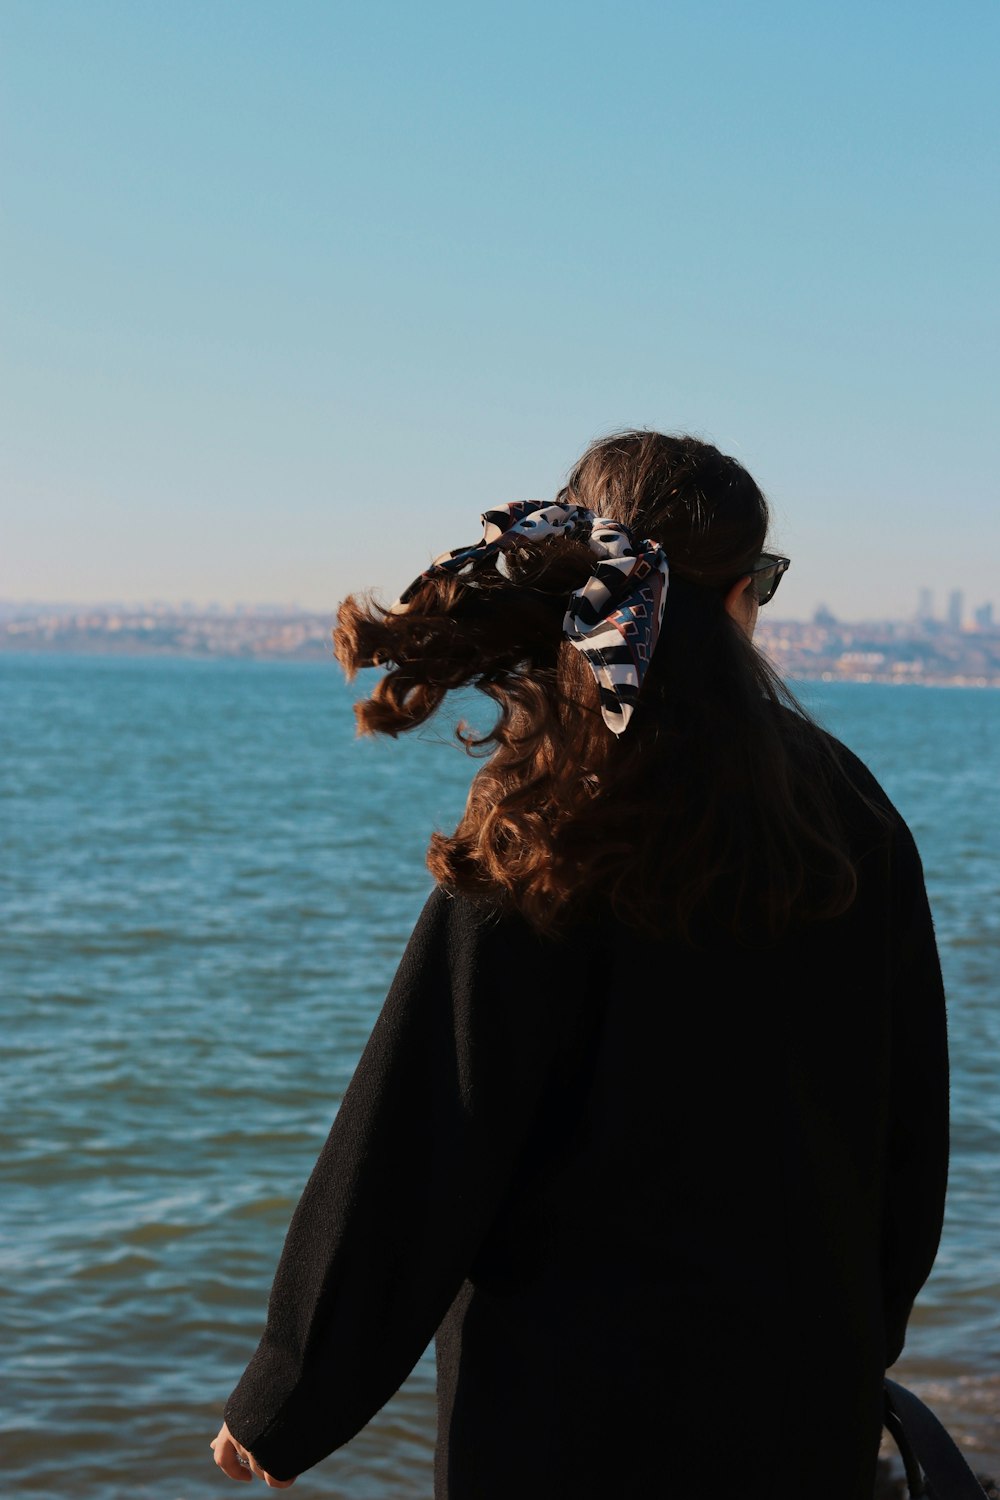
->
xmin=2 ymin=0 xmax=997 ymax=622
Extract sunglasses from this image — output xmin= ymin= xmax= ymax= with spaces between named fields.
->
xmin=750 ymin=552 xmax=790 ymax=607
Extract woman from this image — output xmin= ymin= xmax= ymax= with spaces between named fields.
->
xmin=211 ymin=432 xmax=948 ymax=1498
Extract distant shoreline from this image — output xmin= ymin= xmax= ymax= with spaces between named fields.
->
xmin=0 ymin=640 xmax=334 ymax=662
xmin=3 ymin=603 xmax=1000 ymax=688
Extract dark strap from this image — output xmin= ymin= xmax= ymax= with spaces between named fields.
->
xmin=884 ymin=1378 xmax=987 ymax=1498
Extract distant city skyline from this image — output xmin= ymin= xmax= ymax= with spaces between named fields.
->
xmin=915 ymin=587 xmax=995 ymax=632
xmin=2 ymin=585 xmax=997 ymax=630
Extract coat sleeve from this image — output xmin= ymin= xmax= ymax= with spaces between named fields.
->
xmin=881 ymin=817 xmax=950 ymax=1367
xmin=223 ymin=887 xmax=578 ymax=1480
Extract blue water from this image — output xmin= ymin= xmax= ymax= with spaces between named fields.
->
xmin=2 ymin=654 xmax=998 ymax=1496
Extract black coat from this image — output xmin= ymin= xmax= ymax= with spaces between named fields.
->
xmin=224 ymin=741 xmax=948 ymax=1499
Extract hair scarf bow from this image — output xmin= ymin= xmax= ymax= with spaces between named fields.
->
xmin=393 ymin=501 xmax=670 ymax=735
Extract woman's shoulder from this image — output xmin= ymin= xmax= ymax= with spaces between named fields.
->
xmin=386 ymin=883 xmax=600 ymax=1067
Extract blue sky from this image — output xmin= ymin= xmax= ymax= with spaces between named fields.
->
xmin=2 ymin=0 xmax=997 ymax=621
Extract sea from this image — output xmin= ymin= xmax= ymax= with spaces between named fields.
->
xmin=2 ymin=652 xmax=998 ymax=1498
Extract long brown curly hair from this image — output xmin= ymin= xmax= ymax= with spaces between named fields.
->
xmin=334 ymin=431 xmax=867 ymax=944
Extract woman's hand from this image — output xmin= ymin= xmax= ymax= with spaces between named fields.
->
xmin=210 ymin=1421 xmax=296 ymax=1487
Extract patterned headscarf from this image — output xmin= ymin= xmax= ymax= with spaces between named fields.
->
xmin=392 ymin=501 xmax=669 ymax=735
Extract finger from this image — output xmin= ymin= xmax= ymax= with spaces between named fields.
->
xmin=213 ymin=1435 xmax=253 ymax=1482
xmin=245 ymin=1455 xmax=267 ymax=1482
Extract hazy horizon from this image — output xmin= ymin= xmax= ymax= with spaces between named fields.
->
xmin=2 ymin=589 xmax=993 ymax=628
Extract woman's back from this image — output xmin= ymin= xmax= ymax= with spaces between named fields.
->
xmin=225 ymin=728 xmax=946 ymax=1499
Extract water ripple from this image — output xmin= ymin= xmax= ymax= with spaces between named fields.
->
xmin=2 ymin=659 xmax=998 ymax=1493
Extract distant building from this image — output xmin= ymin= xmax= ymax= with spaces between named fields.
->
xmin=916 ymin=587 xmax=934 ymax=622
xmin=813 ymin=603 xmax=837 ymax=627
xmin=973 ymin=602 xmax=994 ymax=631
xmin=947 ymin=589 xmax=964 ymax=631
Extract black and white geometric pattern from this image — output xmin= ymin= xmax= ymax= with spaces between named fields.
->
xmin=393 ymin=501 xmax=669 ymax=735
